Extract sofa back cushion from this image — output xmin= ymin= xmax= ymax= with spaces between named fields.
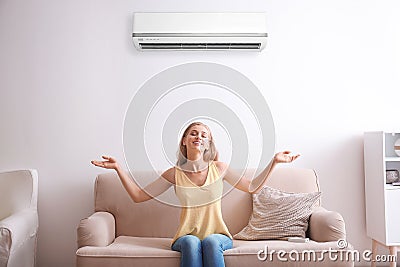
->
xmin=94 ymin=168 xmax=319 ymax=238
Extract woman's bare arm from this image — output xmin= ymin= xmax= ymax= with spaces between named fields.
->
xmin=91 ymin=156 xmax=174 ymax=203
xmin=217 ymin=151 xmax=300 ymax=194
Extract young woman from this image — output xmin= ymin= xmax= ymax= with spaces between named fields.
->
xmin=91 ymin=122 xmax=299 ymax=267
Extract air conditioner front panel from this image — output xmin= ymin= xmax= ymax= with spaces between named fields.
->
xmin=133 ymin=12 xmax=267 ymax=35
xmin=132 ymin=13 xmax=268 ymax=51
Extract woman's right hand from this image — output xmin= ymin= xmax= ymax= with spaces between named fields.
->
xmin=91 ymin=155 xmax=119 ymax=170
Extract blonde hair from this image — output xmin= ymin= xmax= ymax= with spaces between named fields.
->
xmin=176 ymin=122 xmax=218 ymax=166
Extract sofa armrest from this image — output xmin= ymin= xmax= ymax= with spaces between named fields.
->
xmin=0 ymin=209 xmax=38 ymax=264
xmin=77 ymin=211 xmax=115 ymax=248
xmin=308 ymin=207 xmax=346 ymax=242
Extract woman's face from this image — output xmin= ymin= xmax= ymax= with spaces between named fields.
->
xmin=182 ymin=124 xmax=210 ymax=152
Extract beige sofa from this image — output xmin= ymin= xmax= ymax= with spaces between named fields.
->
xmin=76 ymin=168 xmax=354 ymax=267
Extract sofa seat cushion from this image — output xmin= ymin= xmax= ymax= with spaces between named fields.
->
xmin=77 ymin=236 xmax=353 ymax=267
xmin=76 ymin=236 xmax=179 ymax=258
xmin=229 ymin=239 xmax=346 ymax=255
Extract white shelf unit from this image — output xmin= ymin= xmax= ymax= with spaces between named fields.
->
xmin=364 ymin=131 xmax=400 ymax=267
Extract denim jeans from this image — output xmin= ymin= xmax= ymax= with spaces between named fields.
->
xmin=171 ymin=234 xmax=233 ymax=267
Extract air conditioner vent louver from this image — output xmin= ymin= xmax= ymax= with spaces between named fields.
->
xmin=139 ymin=43 xmax=261 ymax=50
xmin=132 ymin=13 xmax=268 ymax=51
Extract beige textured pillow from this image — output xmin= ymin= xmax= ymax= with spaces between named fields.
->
xmin=234 ymin=186 xmax=321 ymax=240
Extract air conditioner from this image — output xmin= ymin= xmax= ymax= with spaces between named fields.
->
xmin=132 ymin=12 xmax=268 ymax=51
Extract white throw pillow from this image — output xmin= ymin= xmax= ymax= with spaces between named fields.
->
xmin=233 ymin=186 xmax=321 ymax=240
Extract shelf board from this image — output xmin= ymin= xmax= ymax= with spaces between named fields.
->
xmin=385 ymin=184 xmax=400 ymax=190
xmin=385 ymin=157 xmax=400 ymax=162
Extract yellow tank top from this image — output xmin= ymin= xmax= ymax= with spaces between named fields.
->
xmin=172 ymin=161 xmax=232 ymax=244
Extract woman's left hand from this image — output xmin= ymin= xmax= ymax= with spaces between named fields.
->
xmin=274 ymin=151 xmax=300 ymax=163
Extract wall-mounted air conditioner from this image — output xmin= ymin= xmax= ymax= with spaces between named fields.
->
xmin=132 ymin=12 xmax=268 ymax=51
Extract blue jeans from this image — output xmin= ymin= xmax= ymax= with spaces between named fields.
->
xmin=171 ymin=234 xmax=233 ymax=267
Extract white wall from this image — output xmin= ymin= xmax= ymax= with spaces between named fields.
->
xmin=1 ymin=0 xmax=399 ymax=266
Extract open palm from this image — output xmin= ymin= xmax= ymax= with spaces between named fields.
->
xmin=91 ymin=155 xmax=119 ymax=170
xmin=275 ymin=151 xmax=300 ymax=163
